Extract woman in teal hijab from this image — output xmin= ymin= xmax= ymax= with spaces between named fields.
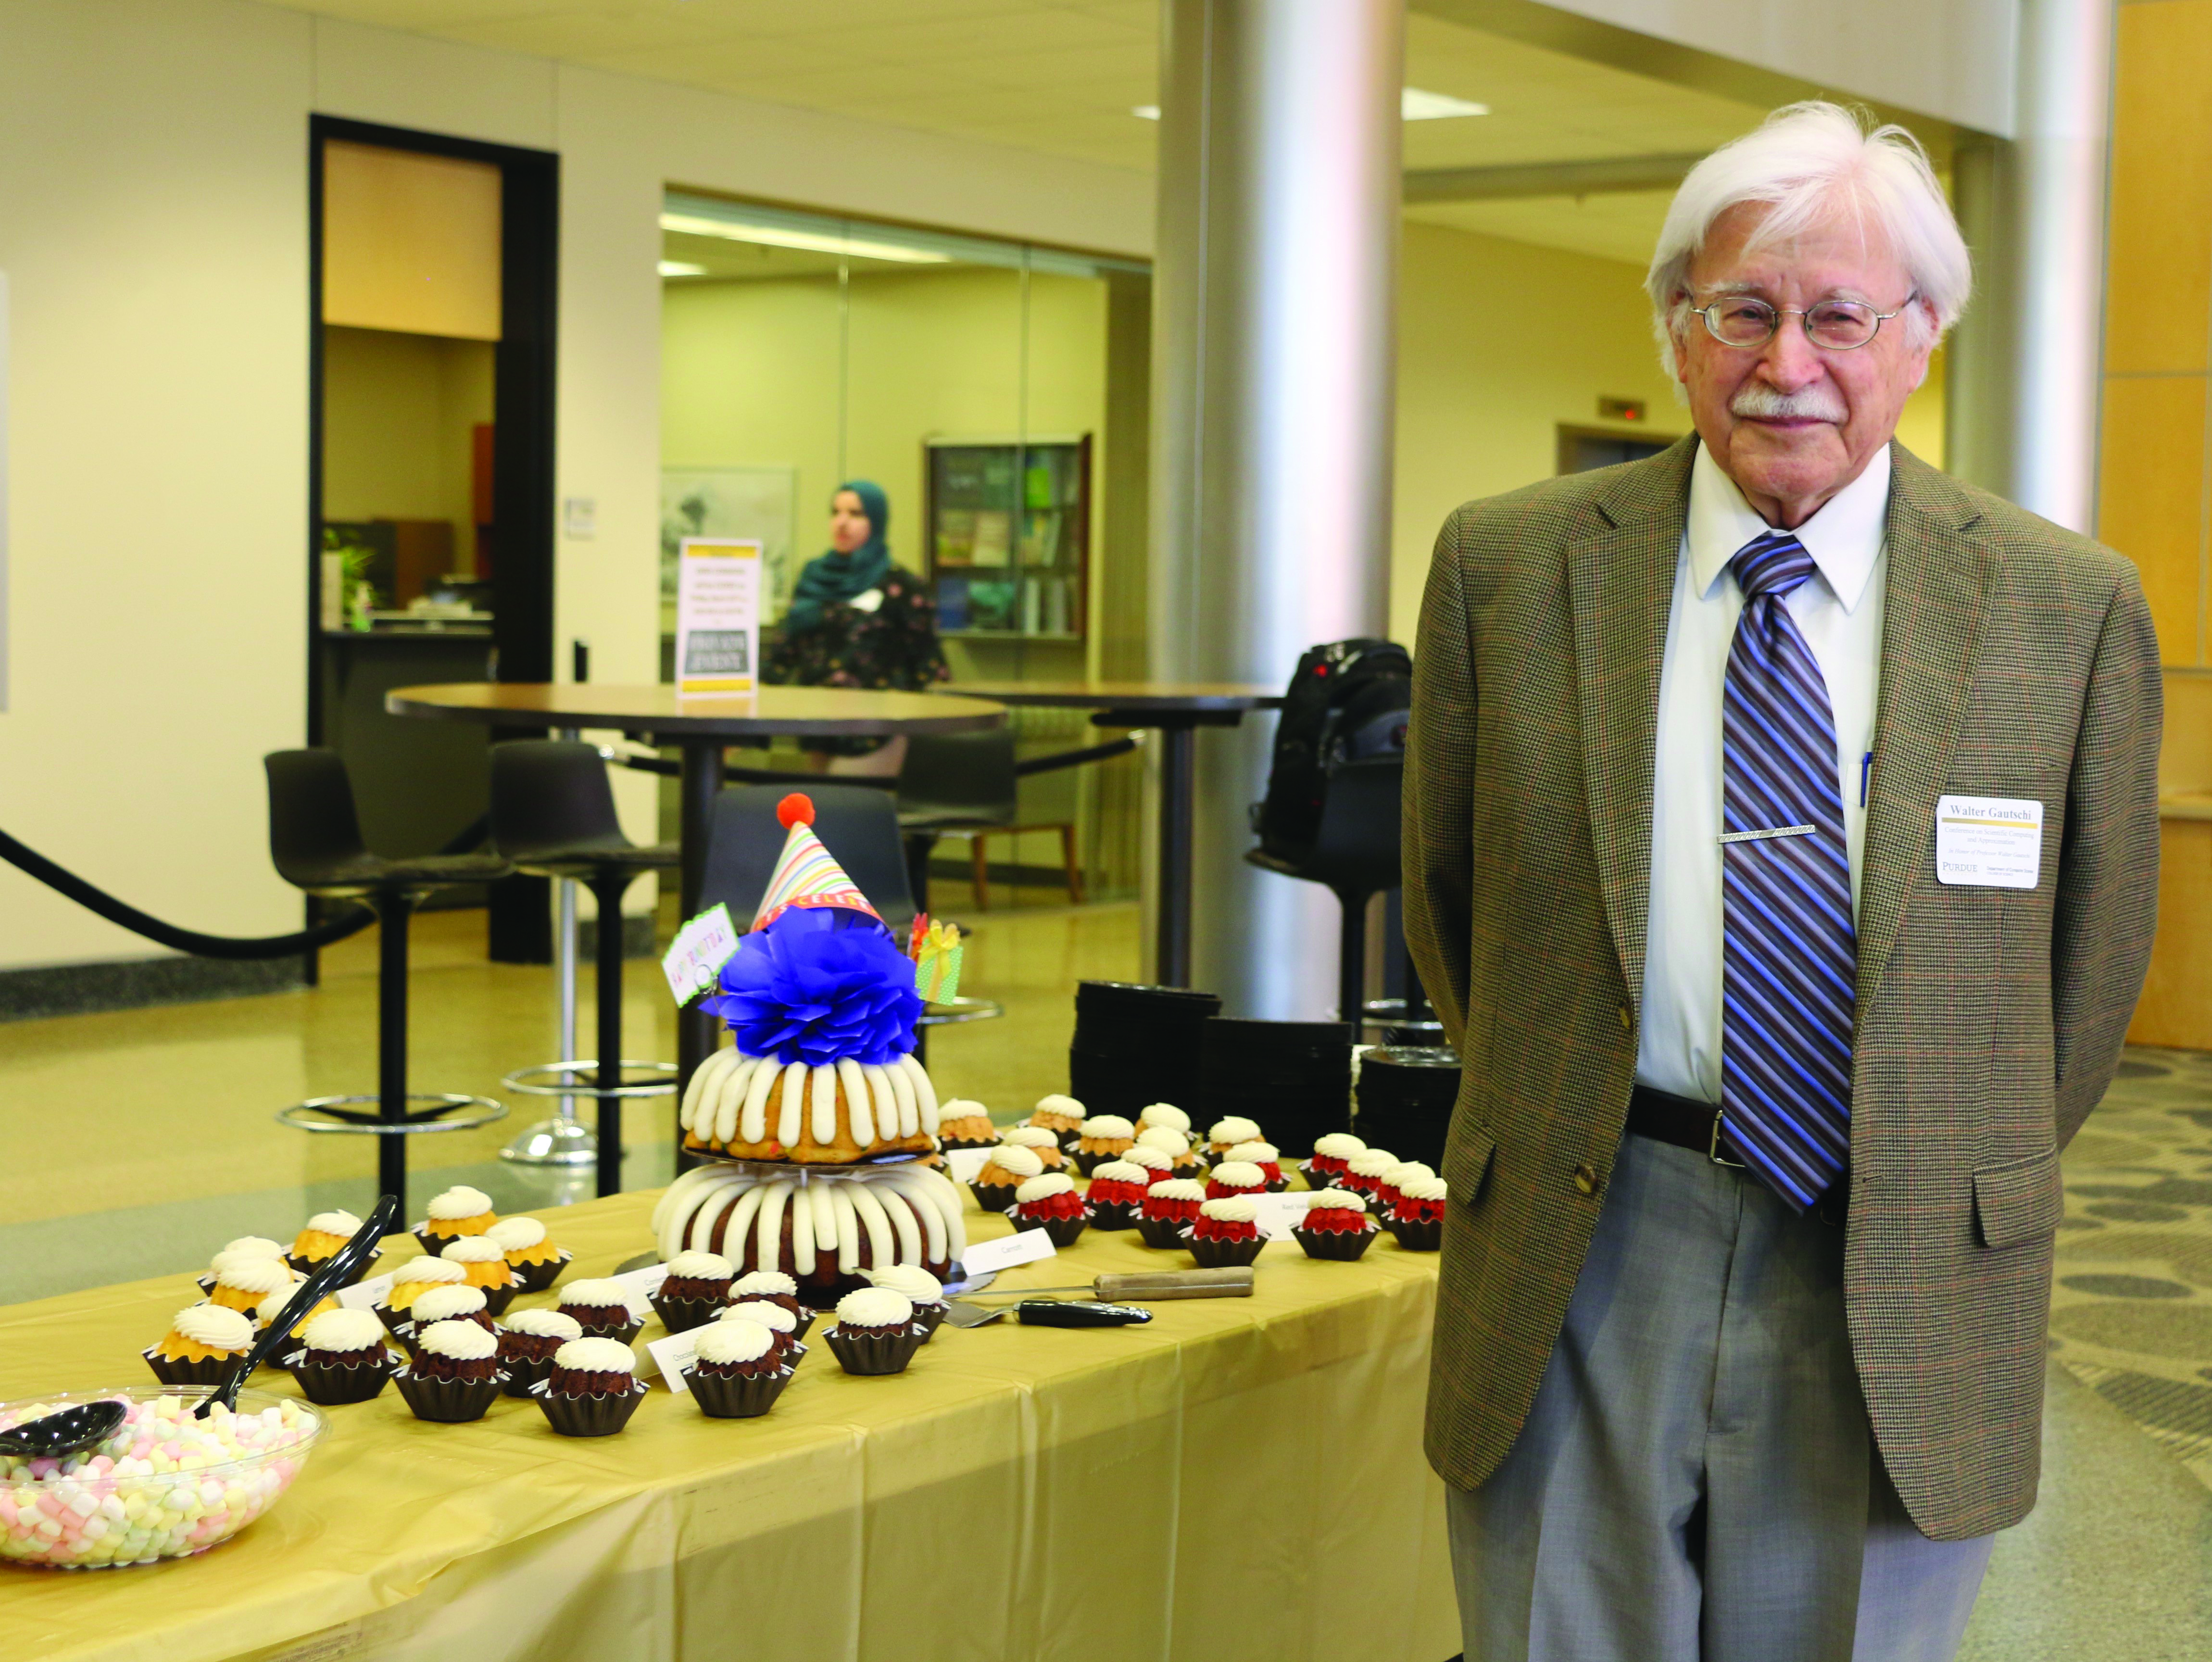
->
xmin=766 ymin=479 xmax=948 ymax=771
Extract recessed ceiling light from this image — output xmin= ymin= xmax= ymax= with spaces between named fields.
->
xmin=659 ymin=212 xmax=951 ymax=265
xmin=658 ymin=261 xmax=707 ymax=277
xmin=1132 ymin=91 xmax=1487 ymax=122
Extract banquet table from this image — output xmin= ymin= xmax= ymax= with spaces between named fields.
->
xmin=2 ymin=1193 xmax=1459 ymax=1662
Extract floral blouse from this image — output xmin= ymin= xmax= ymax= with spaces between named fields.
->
xmin=763 ymin=566 xmax=949 ymax=753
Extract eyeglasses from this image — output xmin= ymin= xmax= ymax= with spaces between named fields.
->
xmin=1687 ymin=294 xmax=1910 ymax=352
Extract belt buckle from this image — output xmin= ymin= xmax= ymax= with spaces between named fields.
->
xmin=1708 ymin=1108 xmax=1747 ymax=1170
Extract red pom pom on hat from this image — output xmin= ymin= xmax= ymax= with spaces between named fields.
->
xmin=777 ymin=793 xmax=816 ymax=829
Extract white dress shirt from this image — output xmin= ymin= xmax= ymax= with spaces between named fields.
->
xmin=1633 ymin=441 xmax=1889 ymax=1105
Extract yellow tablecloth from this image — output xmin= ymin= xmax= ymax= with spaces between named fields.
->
xmin=1 ymin=1191 xmax=1459 ymax=1662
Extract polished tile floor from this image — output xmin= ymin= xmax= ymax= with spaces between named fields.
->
xmin=3 ymin=893 xmax=2209 ymax=1652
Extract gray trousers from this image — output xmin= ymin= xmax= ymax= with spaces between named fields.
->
xmin=1447 ymin=1134 xmax=1995 ymax=1662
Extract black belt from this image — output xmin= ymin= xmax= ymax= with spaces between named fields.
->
xmin=1626 ymin=1084 xmax=1849 ymax=1225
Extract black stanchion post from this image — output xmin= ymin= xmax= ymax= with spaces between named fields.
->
xmin=593 ymin=873 xmax=626 ymax=1197
xmin=376 ymin=893 xmax=416 ymax=1203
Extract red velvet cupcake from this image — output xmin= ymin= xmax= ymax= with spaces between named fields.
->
xmin=1223 ymin=1141 xmax=1288 ymax=1193
xmin=1204 ymin=1160 xmax=1269 ymax=1203
xmin=1138 ymin=1178 xmax=1207 ymax=1249
xmin=1009 ymin=1172 xmax=1091 ymax=1246
xmin=1119 ymin=1144 xmax=1175 ymax=1193
xmin=1083 ymin=1161 xmax=1152 ymax=1231
xmin=1292 ymin=1190 xmax=1379 ymax=1260
xmin=1385 ymin=1174 xmax=1448 ymax=1251
xmin=1303 ymin=1132 xmax=1367 ymax=1192
xmin=1341 ymin=1148 xmax=1400 ymax=1210
xmin=1187 ymin=1196 xmax=1267 ymax=1268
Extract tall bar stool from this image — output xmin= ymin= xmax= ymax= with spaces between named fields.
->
xmin=266 ymin=749 xmax=512 ymax=1201
xmin=1243 ymin=755 xmax=1404 ymax=1032
xmin=490 ymin=740 xmax=680 ymax=1198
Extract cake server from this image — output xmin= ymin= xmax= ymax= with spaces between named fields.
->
xmin=942 ymin=1267 xmax=1253 ymax=1326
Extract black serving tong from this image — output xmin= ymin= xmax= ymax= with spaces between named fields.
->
xmin=196 ymin=1194 xmax=400 ymax=1418
xmin=0 ymin=1399 xmax=130 ymax=1462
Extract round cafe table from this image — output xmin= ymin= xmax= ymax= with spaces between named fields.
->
xmin=927 ymin=681 xmax=1282 ymax=987
xmin=386 ymin=683 xmax=1008 ymax=1140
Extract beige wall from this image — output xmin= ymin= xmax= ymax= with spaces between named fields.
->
xmin=0 ymin=0 xmax=1149 ymax=973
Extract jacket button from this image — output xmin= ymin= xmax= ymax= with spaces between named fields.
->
xmin=1572 ymin=1162 xmax=1600 ymax=1196
xmin=1617 ymin=1004 xmax=1633 ymax=1031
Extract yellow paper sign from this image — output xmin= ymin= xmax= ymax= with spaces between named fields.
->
xmin=675 ymin=539 xmax=763 ymax=696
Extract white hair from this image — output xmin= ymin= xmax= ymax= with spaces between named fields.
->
xmin=1646 ymin=101 xmax=1971 ymax=374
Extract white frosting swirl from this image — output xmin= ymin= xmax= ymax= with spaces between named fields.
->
xmin=1122 ymin=1145 xmax=1173 ymax=1174
xmin=304 ymin=1210 xmax=362 ymax=1237
xmin=1208 ymin=1117 xmax=1261 ymax=1146
xmin=1396 ymin=1175 xmax=1448 ymax=1203
xmin=208 ymin=1247 xmax=279 ymax=1280
xmin=1311 ymin=1133 xmax=1366 ymax=1159
xmin=1305 ymin=1190 xmax=1370 ymax=1213
xmin=503 ymin=1309 xmax=584 ymax=1340
xmin=1090 ymin=1160 xmax=1150 ymax=1185
xmin=1149 ymin=1178 xmax=1207 ymax=1202
xmin=1226 ymin=1141 xmax=1279 ymax=1165
xmin=863 ymin=1264 xmax=944 ymax=1303
xmin=998 ymin=1125 xmax=1060 ymax=1149
xmin=732 ymin=1270 xmax=798 ymax=1298
xmin=834 ymin=1287 xmax=914 ymax=1328
xmin=1080 ymin=1114 xmax=1135 ymax=1140
xmin=665 ymin=1250 xmax=734 ymax=1280
xmin=983 ymin=1145 xmax=1044 ymax=1179
xmin=410 ymin=1284 xmax=488 ymax=1323
xmin=1199 ymin=1196 xmax=1259 ymax=1223
xmin=938 ymin=1098 xmax=990 ymax=1121
xmin=1382 ymin=1161 xmax=1436 ymax=1187
xmin=1208 ymin=1161 xmax=1265 ymax=1190
xmin=724 ymin=1299 xmax=798 ymax=1334
xmin=560 ymin=1277 xmax=636 ymax=1310
xmin=169 ymin=1304 xmax=254 ymax=1352
xmin=301 ymin=1308 xmax=385 ymax=1352
xmin=215 ymin=1258 xmax=296 ymax=1296
xmin=1015 ymin=1172 xmax=1077 ymax=1203
xmin=553 ymin=1336 xmax=636 ymax=1373
xmin=426 ymin=1186 xmax=495 ymax=1221
xmin=1347 ymin=1149 xmax=1401 ymax=1177
xmin=1031 ymin=1093 xmax=1085 ymax=1121
xmin=1135 ymin=1126 xmax=1191 ymax=1155
xmin=1137 ymin=1103 xmax=1191 ymax=1133
xmin=219 ymin=1236 xmax=286 ymax=1260
xmin=440 ymin=1237 xmax=507 ymax=1264
xmin=694 ymin=1320 xmax=776 ymax=1366
xmin=391 ymin=1257 xmax=469 ymax=1288
xmin=486 ymin=1216 xmax=548 ymax=1251
xmin=418 ymin=1319 xmax=499 ymax=1361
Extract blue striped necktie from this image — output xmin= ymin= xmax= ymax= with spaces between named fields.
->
xmin=1719 ymin=529 xmax=1855 ymax=1209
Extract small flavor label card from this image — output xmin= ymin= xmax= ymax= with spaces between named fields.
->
xmin=959 ymin=1229 xmax=1058 ymax=1276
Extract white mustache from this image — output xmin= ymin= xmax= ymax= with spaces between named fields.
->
xmin=1730 ymin=383 xmax=1847 ymax=423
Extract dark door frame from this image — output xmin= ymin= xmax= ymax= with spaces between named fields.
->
xmin=307 ymin=115 xmax=559 ymax=961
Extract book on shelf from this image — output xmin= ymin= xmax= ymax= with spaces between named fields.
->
xmin=934 ymin=509 xmax=976 ymax=567
xmin=969 ymin=510 xmax=1012 ymax=567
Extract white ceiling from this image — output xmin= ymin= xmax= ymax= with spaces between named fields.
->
xmin=275 ymin=1 xmax=1776 ymax=267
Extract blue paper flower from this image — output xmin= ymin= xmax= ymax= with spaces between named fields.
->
xmin=701 ymin=907 xmax=921 ymax=1067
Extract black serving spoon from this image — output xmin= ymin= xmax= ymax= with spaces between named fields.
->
xmin=0 ymin=1399 xmax=129 ymax=1462
xmin=196 ymin=1194 xmax=400 ymax=1419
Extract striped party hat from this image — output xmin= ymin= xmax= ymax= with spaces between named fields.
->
xmin=750 ymin=794 xmax=884 ymax=932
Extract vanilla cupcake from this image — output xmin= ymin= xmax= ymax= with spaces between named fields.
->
xmin=487 ymin=1214 xmax=570 ymax=1295
xmin=1072 ymin=1113 xmax=1137 ymax=1176
xmin=1136 ymin=1103 xmax=1192 ymax=1136
xmin=1135 ymin=1124 xmax=1207 ymax=1176
xmin=208 ymin=1256 xmax=298 ymax=1316
xmin=1206 ymin=1117 xmax=1263 ymax=1163
xmin=378 ymin=1255 xmax=470 ymax=1333
xmin=558 ymin=1277 xmax=644 ymax=1345
xmin=996 ymin=1124 xmax=1067 ymax=1170
xmin=291 ymin=1307 xmax=397 ymax=1404
xmin=416 ymin=1184 xmax=498 ymax=1251
xmin=441 ymin=1235 xmax=518 ymax=1314
xmin=1026 ymin=1093 xmax=1088 ymax=1151
xmin=197 ymin=1238 xmax=286 ymax=1293
xmin=285 ymin=1210 xmax=371 ymax=1280
xmin=935 ymin=1098 xmax=999 ymax=1151
xmin=395 ymin=1319 xmax=504 ymax=1423
xmin=970 ymin=1142 xmax=1044 ymax=1212
xmin=143 ymin=1303 xmax=255 ymax=1386
xmin=687 ymin=1318 xmax=795 ymax=1418
xmin=498 ymin=1308 xmax=584 ymax=1396
xmin=861 ymin=1264 xmax=949 ymax=1338
xmin=823 ymin=1287 xmax=926 ymax=1376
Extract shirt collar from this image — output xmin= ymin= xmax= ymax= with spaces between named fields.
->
xmin=1686 ymin=438 xmax=1888 ymax=614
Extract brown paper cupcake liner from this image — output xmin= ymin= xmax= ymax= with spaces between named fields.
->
xmin=394 ymin=1367 xmax=506 ymax=1423
xmin=649 ymin=1291 xmax=729 ymax=1335
xmin=1185 ymin=1232 xmax=1266 ymax=1269
xmin=568 ymin=1315 xmax=645 ymax=1347
xmin=1087 ymin=1200 xmax=1142 ymax=1232
xmin=1292 ymin=1224 xmax=1377 ymax=1262
xmin=1386 ymin=1215 xmax=1443 ymax=1252
xmin=499 ymin=1348 xmax=562 ymax=1398
xmin=1263 ymin=1175 xmax=1291 ymax=1194
xmin=968 ymin=1181 xmax=1018 ymax=1214
xmin=532 ymin=1379 xmax=648 ymax=1436
xmin=823 ymin=1321 xmax=926 ymax=1376
xmin=289 ymin=1349 xmax=401 ymax=1405
xmin=286 ymin=1247 xmax=380 ymax=1286
xmin=1012 ymin=1211 xmax=1091 ymax=1248
xmin=411 ymin=1224 xmax=492 ymax=1257
xmin=1136 ymin=1215 xmax=1192 ymax=1250
xmin=685 ymin=1365 xmax=795 ymax=1419
xmin=479 ymin=1283 xmax=518 ymax=1319
xmin=509 ymin=1248 xmax=573 ymax=1297
xmin=1300 ymin=1162 xmax=1345 ymax=1193
xmin=911 ymin=1301 xmax=948 ymax=1340
xmin=142 ymin=1347 xmax=239 ymax=1388
xmin=1072 ymin=1148 xmax=1135 ymax=1178
xmin=373 ymin=1302 xmax=413 ymax=1337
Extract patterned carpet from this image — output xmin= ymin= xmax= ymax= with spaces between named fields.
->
xmin=2049 ymin=1045 xmax=2212 ymax=1492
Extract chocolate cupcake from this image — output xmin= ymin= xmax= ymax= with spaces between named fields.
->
xmin=685 ymin=1318 xmax=795 ymax=1418
xmin=1384 ymin=1174 xmax=1447 ymax=1251
xmin=1137 ymin=1178 xmax=1207 ymax=1250
xmin=730 ymin=1270 xmax=814 ymax=1338
xmin=497 ymin=1308 xmax=583 ymax=1397
xmin=487 ymin=1215 xmax=571 ymax=1296
xmin=1082 ymin=1160 xmax=1152 ymax=1231
xmin=1025 ymin=1093 xmax=1087 ymax=1153
xmin=395 ymin=1319 xmax=506 ymax=1422
xmin=1008 ymin=1172 xmax=1091 ymax=1247
xmin=1134 ymin=1125 xmax=1207 ymax=1179
xmin=196 ymin=1237 xmax=286 ymax=1294
xmin=440 ymin=1236 xmax=519 ymax=1317
xmin=821 ymin=1288 xmax=927 ymax=1376
xmin=722 ymin=1299 xmax=806 ymax=1361
xmin=287 ymin=1209 xmax=374 ymax=1282
xmin=1186 ymin=1196 xmax=1267 ymax=1268
xmin=377 ymin=1255 xmax=471 ymax=1335
xmin=970 ymin=1143 xmax=1044 ymax=1213
xmin=557 ymin=1278 xmax=644 ymax=1346
xmin=1224 ymin=1141 xmax=1289 ymax=1194
xmin=861 ymin=1264 xmax=948 ymax=1338
xmin=1303 ymin=1132 xmax=1366 ymax=1193
xmin=415 ymin=1184 xmax=498 ymax=1254
xmin=651 ymin=1250 xmax=736 ymax=1333
xmin=1070 ymin=1114 xmax=1136 ymax=1178
xmin=143 ymin=1303 xmax=254 ymax=1387
xmin=995 ymin=1124 xmax=1067 ymax=1171
xmin=395 ymin=1283 xmax=495 ymax=1359
xmin=1292 ymin=1190 xmax=1379 ymax=1261
xmin=533 ymin=1337 xmax=647 ymax=1436
xmin=1204 ymin=1160 xmax=1269 ymax=1204
xmin=934 ymin=1099 xmax=1000 ymax=1152
xmin=289 ymin=1307 xmax=399 ymax=1404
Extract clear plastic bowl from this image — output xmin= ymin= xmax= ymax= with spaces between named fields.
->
xmin=0 ymin=1386 xmax=326 ymax=1569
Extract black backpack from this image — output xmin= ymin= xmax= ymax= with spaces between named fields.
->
xmin=1251 ymin=638 xmax=1413 ymax=860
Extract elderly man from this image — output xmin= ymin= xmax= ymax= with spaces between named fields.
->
xmin=1404 ymin=102 xmax=2161 ymax=1662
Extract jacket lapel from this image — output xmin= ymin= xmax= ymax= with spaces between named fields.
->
xmin=1855 ymin=445 xmax=1996 ymax=1018
xmin=1568 ymin=440 xmax=1697 ymax=1003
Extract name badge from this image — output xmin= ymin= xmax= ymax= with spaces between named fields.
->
xmin=1935 ymin=795 xmax=2043 ymax=889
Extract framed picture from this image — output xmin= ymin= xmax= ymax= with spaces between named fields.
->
xmin=660 ymin=466 xmax=798 ymax=635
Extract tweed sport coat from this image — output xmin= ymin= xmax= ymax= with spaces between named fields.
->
xmin=1403 ymin=438 xmax=2162 ymax=1542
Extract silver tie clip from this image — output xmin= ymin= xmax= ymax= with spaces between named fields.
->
xmin=1718 ymin=824 xmax=1817 ymax=845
